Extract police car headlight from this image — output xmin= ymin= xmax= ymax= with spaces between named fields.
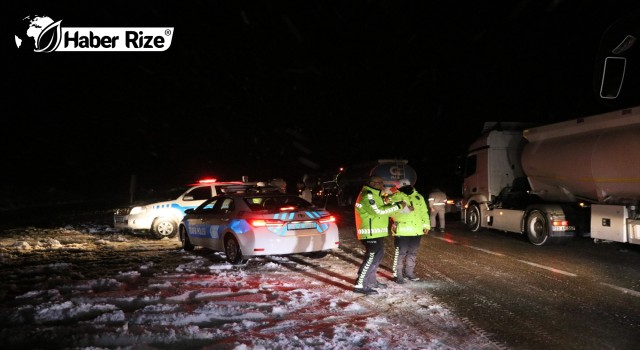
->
xmin=130 ymin=206 xmax=146 ymax=215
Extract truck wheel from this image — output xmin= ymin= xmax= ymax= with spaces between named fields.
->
xmin=151 ymin=218 xmax=178 ymax=239
xmin=466 ymin=204 xmax=482 ymax=232
xmin=526 ymin=210 xmax=550 ymax=246
xmin=179 ymin=226 xmax=194 ymax=251
xmin=224 ymin=235 xmax=247 ymax=265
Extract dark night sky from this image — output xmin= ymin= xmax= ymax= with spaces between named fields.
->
xmin=3 ymin=1 xmax=640 ymax=206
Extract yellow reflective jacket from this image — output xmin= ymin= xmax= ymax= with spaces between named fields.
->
xmin=390 ymin=188 xmax=431 ymax=236
xmin=355 ymin=185 xmax=403 ymax=240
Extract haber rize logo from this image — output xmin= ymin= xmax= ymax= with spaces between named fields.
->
xmin=15 ymin=14 xmax=174 ymax=53
xmin=15 ymin=15 xmax=61 ymax=52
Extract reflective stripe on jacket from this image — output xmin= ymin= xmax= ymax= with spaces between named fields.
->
xmin=355 ymin=185 xmax=403 ymax=240
xmin=428 ymin=190 xmax=447 ymax=207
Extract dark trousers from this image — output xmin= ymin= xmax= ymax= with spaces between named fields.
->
xmin=393 ymin=235 xmax=422 ymax=279
xmin=355 ymin=237 xmax=385 ymax=289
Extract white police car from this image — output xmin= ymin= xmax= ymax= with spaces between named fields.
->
xmin=113 ymin=179 xmax=259 ymax=239
xmin=179 ymin=191 xmax=340 ymax=264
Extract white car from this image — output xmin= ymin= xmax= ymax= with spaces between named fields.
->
xmin=113 ymin=179 xmax=259 ymax=239
xmin=179 ymin=191 xmax=340 ymax=264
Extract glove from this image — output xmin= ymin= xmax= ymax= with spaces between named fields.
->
xmin=397 ymin=201 xmax=413 ymax=213
xmin=407 ymin=200 xmax=415 ymax=212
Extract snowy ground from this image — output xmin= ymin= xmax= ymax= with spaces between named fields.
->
xmin=0 ymin=215 xmax=501 ymax=349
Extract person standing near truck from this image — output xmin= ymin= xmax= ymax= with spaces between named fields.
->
xmin=390 ymin=179 xmax=430 ymax=284
xmin=428 ymin=188 xmax=448 ymax=232
xmin=354 ymin=175 xmax=406 ymax=295
xmin=269 ymin=178 xmax=287 ymax=193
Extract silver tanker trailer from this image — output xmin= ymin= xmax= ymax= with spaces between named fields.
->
xmin=461 ymin=106 xmax=640 ymax=246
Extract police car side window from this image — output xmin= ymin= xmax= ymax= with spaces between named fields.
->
xmin=203 ymin=200 xmax=216 ymax=210
xmin=186 ymin=186 xmax=213 ymax=201
xmin=221 ymin=198 xmax=234 ymax=211
xmin=208 ymin=197 xmax=234 ymax=214
xmin=199 ymin=199 xmax=217 ymax=213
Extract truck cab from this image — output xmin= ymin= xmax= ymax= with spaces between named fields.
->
xmin=461 ymin=126 xmax=576 ymax=245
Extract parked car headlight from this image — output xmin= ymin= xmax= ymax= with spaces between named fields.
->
xmin=129 ymin=206 xmax=146 ymax=215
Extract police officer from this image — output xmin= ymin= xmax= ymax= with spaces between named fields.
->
xmin=354 ymin=175 xmax=406 ymax=295
xmin=390 ymin=179 xmax=430 ymax=284
xmin=428 ymin=188 xmax=448 ymax=232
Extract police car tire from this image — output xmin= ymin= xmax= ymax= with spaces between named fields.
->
xmin=307 ymin=251 xmax=328 ymax=258
xmin=180 ymin=226 xmax=194 ymax=251
xmin=224 ymin=235 xmax=246 ymax=265
xmin=151 ymin=218 xmax=178 ymax=239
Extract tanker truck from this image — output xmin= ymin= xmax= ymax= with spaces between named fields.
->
xmin=335 ymin=159 xmax=417 ymax=206
xmin=461 ymin=106 xmax=640 ymax=246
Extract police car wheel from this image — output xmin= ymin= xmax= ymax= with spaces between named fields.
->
xmin=306 ymin=251 xmax=328 ymax=258
xmin=224 ymin=236 xmax=246 ymax=265
xmin=180 ymin=226 xmax=194 ymax=251
xmin=152 ymin=219 xmax=178 ymax=239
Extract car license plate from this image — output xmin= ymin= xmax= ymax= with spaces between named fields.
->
xmin=287 ymin=221 xmax=316 ymax=230
xmin=552 ymin=225 xmax=575 ymax=231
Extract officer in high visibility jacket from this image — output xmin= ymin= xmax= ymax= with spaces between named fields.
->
xmin=428 ymin=188 xmax=448 ymax=232
xmin=390 ymin=178 xmax=430 ymax=284
xmin=354 ymin=175 xmax=406 ymax=295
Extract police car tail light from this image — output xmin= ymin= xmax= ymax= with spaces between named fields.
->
xmin=250 ymin=219 xmax=284 ymax=227
xmin=318 ymin=216 xmax=336 ymax=224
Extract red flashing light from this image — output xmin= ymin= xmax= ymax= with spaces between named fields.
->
xmin=279 ymin=206 xmax=296 ymax=211
xmin=198 ymin=178 xmax=217 ymax=184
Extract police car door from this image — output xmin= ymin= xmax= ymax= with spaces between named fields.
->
xmin=184 ymin=198 xmax=218 ymax=247
xmin=201 ymin=197 xmax=235 ymax=251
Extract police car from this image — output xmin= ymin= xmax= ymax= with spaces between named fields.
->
xmin=113 ymin=179 xmax=259 ymax=239
xmin=179 ymin=190 xmax=340 ymax=264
